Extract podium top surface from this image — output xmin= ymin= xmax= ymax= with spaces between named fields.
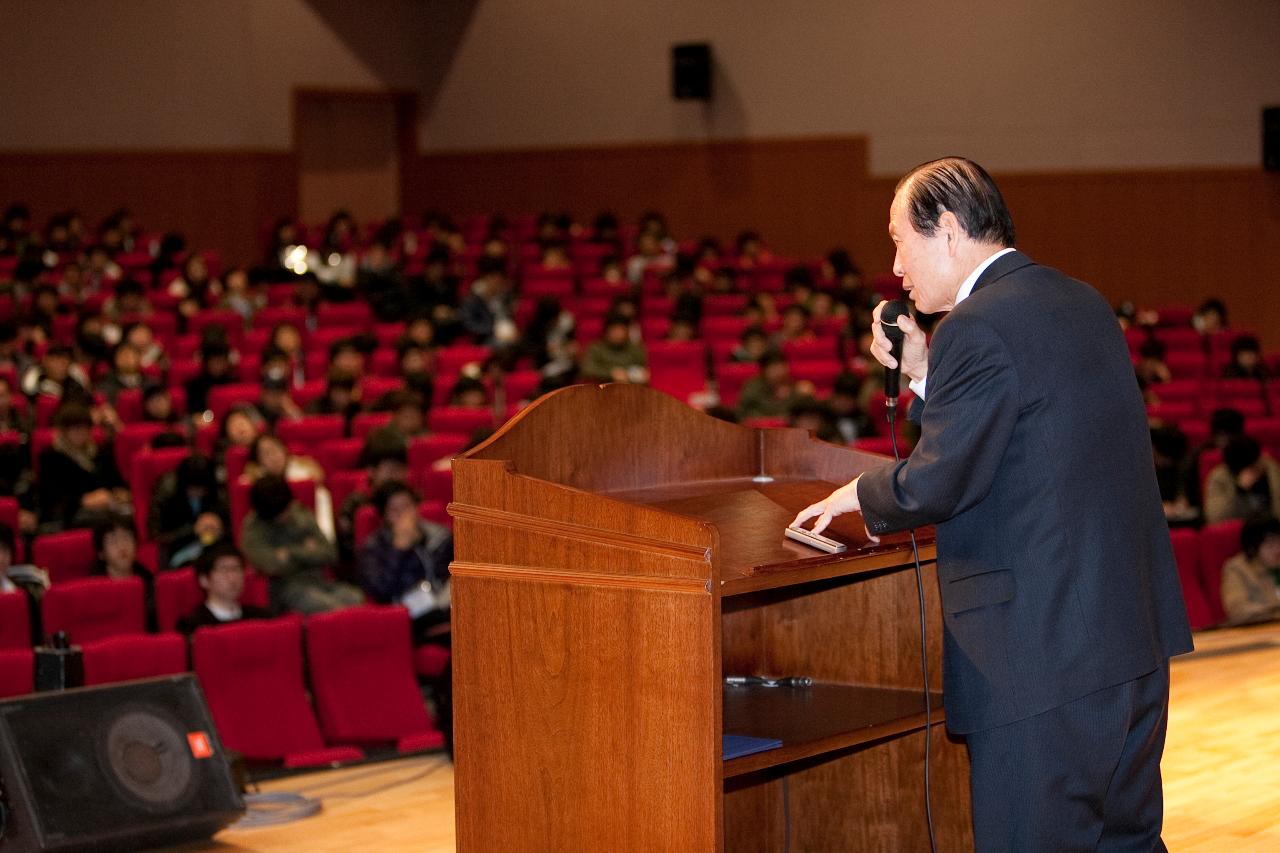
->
xmin=455 ymin=385 xmax=932 ymax=592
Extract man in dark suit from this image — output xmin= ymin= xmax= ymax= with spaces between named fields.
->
xmin=792 ymin=157 xmax=1193 ymax=851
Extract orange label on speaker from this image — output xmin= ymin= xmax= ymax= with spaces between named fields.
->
xmin=188 ymin=731 xmax=214 ymax=759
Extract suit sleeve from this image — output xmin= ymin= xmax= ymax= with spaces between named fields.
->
xmin=858 ymin=312 xmax=1021 ymax=534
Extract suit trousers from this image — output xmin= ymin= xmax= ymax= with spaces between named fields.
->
xmin=964 ymin=662 xmax=1171 ymax=852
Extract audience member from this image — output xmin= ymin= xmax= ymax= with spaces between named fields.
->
xmin=240 ymin=475 xmax=362 ymax=614
xmin=357 ymin=480 xmax=452 ymax=640
xmin=1221 ymin=335 xmax=1271 ymax=380
xmin=1204 ymin=436 xmax=1280 ymax=524
xmin=337 ymin=431 xmax=409 ymax=562
xmin=1185 ymin=408 xmax=1245 ymax=509
xmin=459 ymin=257 xmax=517 ymax=347
xmin=1220 ymin=515 xmax=1280 ymax=625
xmin=243 ymin=434 xmax=332 ymax=539
xmin=91 ymin=519 xmax=156 ymax=630
xmin=184 ymin=341 xmax=237 ymax=415
xmin=307 ymin=373 xmax=363 ymax=426
xmin=148 ymin=453 xmax=227 ymax=567
xmin=1193 ymin=298 xmax=1227 ymax=335
xmin=737 ymin=354 xmax=806 ymax=420
xmin=255 ymin=375 xmax=302 ymax=430
xmin=175 ymin=541 xmax=273 ymax=633
xmin=37 ymin=402 xmax=128 ymax=531
xmin=20 ymin=344 xmax=91 ymax=401
xmin=1135 ymin=338 xmax=1172 ymax=387
xmin=582 ymin=317 xmax=649 ymax=384
xmin=97 ymin=343 xmax=145 ymax=403
xmin=829 ymin=372 xmax=873 ymax=443
xmin=1150 ymin=424 xmax=1192 ymax=521
xmin=140 ymin=381 xmax=180 ymax=424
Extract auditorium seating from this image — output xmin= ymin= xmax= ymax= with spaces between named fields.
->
xmin=81 ymin=632 xmax=187 ymax=686
xmin=41 ymin=577 xmax=146 ymax=644
xmin=1199 ymin=520 xmax=1244 ymax=625
xmin=1169 ymin=529 xmax=1216 ymax=631
xmin=31 ymin=529 xmax=97 ymax=584
xmin=305 ymin=606 xmax=445 ymax=753
xmin=192 ymin=616 xmax=364 ymax=767
xmin=0 ymin=497 xmax=24 ymax=562
xmin=0 ymin=649 xmax=33 ymax=698
xmin=0 ymin=591 xmax=30 ymax=649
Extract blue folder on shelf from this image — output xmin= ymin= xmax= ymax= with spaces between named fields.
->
xmin=723 ymin=734 xmax=783 ymax=761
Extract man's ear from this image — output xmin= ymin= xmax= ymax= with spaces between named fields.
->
xmin=937 ymin=210 xmax=961 ymax=256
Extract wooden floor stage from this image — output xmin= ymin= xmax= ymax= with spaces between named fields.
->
xmin=171 ymin=623 xmax=1280 ymax=853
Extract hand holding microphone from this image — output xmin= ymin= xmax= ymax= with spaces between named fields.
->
xmin=870 ymin=300 xmax=929 ymax=394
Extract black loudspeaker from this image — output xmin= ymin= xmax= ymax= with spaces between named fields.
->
xmin=672 ymin=43 xmax=712 ymax=100
xmin=1265 ymin=107 xmax=1280 ymax=171
xmin=0 ymin=675 xmax=244 ymax=852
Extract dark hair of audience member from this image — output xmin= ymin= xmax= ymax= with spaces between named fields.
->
xmin=1223 ymin=435 xmax=1262 ymax=475
xmin=249 ymin=474 xmax=294 ymax=522
xmin=1240 ymin=515 xmax=1280 ymax=561
xmin=195 ymin=539 xmax=242 ymax=579
xmin=91 ymin=517 xmax=135 ymax=554
xmin=371 ymin=479 xmax=418 ymax=516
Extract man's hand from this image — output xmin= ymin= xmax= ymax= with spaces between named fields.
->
xmin=871 ymin=300 xmax=929 ymax=385
xmin=789 ymin=477 xmax=879 ymax=543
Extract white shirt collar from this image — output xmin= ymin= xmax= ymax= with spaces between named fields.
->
xmin=955 ymin=247 xmax=1016 ymax=307
xmin=207 ymin=600 xmax=243 ymax=621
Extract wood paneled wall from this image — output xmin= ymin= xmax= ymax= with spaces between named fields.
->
xmin=410 ymin=141 xmax=1280 ymax=348
xmin=0 ymin=151 xmax=296 ymax=268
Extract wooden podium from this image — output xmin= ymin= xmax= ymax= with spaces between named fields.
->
xmin=449 ymin=384 xmax=973 ymax=851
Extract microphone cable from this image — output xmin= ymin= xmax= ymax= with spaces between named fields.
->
xmin=887 ymin=406 xmax=938 ymax=853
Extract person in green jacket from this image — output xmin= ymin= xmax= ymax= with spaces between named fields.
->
xmin=582 ymin=317 xmax=649 ymax=384
xmin=240 ymin=474 xmax=363 ymax=615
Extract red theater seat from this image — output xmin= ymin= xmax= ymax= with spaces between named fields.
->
xmin=316 ymin=437 xmax=365 ymax=475
xmin=193 ymin=616 xmax=363 ymax=766
xmin=715 ymin=362 xmax=759 ymax=409
xmin=81 ymin=633 xmax=188 ymax=686
xmin=114 ymin=422 xmax=181 ymax=476
xmin=407 ymin=434 xmax=469 ymax=472
xmin=316 ymin=302 xmax=371 ymax=329
xmin=1168 ymin=528 xmax=1215 ymax=631
xmin=428 ymin=407 xmax=493 ymax=435
xmin=276 ymin=415 xmax=346 ymax=450
xmin=32 ymin=529 xmax=97 ymax=585
xmin=0 ymin=591 xmax=29 ymax=649
xmin=351 ymin=412 xmax=392 ymax=440
xmin=647 ymin=341 xmax=708 ymax=405
xmin=0 ymin=649 xmax=33 ymax=698
xmin=42 ymin=577 xmax=146 ymax=644
xmin=305 ymin=606 xmax=444 ymax=753
xmin=207 ymin=383 xmax=263 ymax=422
xmin=0 ymin=497 xmax=23 ymax=563
xmin=132 ymin=448 xmax=190 ymax=540
xmin=1198 ymin=520 xmax=1243 ymax=624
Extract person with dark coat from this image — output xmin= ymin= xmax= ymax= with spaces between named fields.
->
xmin=147 ymin=454 xmax=228 ymax=567
xmin=176 ymin=540 xmax=273 ymax=633
xmin=793 ymin=158 xmax=1193 ymax=851
xmin=357 ymin=480 xmax=452 ymax=640
xmin=37 ymin=402 xmax=129 ymax=531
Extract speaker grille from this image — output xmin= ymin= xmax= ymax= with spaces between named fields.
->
xmin=0 ymin=676 xmax=242 ymax=851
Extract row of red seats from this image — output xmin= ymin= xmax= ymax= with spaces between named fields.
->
xmin=1145 ymin=379 xmax=1278 ymax=420
xmin=1170 ymin=520 xmax=1249 ymax=630
xmin=0 ymin=601 xmax=446 ymax=768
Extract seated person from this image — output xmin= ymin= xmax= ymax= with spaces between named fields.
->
xmin=255 ymin=374 xmax=302 ymax=431
xmin=829 ymin=371 xmax=873 ymax=443
xmin=91 ymin=519 xmax=156 ymax=631
xmin=1221 ymin=335 xmax=1271 ymax=380
xmin=372 ymin=389 xmax=428 ymax=442
xmin=97 ymin=342 xmax=146 ymax=403
xmin=582 ymin=316 xmax=649 ymax=384
xmin=787 ymin=397 xmax=840 ymax=443
xmin=1204 ymin=436 xmax=1280 ymax=524
xmin=240 ymin=475 xmax=362 ymax=615
xmin=1135 ymin=338 xmax=1172 ymax=387
xmin=357 ymin=480 xmax=452 ymax=641
xmin=731 ymin=327 xmax=777 ymax=364
xmin=243 ymin=434 xmax=333 ymax=541
xmin=771 ymin=304 xmax=815 ymax=347
xmin=1221 ymin=515 xmax=1280 ymax=625
xmin=176 ymin=540 xmax=273 ymax=633
xmin=37 ymin=402 xmax=129 ymax=532
xmin=737 ymin=354 xmax=810 ymax=420
xmin=306 ymin=372 xmax=363 ymax=427
xmin=184 ymin=341 xmax=237 ymax=415
xmin=337 ymin=431 xmax=409 ymax=563
xmin=140 ymin=381 xmax=180 ymax=424
xmin=148 ymin=454 xmax=228 ymax=567
xmin=20 ymin=344 xmax=91 ymax=400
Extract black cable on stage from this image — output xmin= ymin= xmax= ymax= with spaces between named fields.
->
xmin=888 ymin=408 xmax=938 ymax=853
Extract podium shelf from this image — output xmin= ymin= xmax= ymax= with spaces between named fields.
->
xmin=721 ymin=682 xmax=942 ymax=778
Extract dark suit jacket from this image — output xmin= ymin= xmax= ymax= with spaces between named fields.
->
xmin=858 ymin=251 xmax=1193 ymax=734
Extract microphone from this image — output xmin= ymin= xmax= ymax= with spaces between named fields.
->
xmin=880 ymin=300 xmax=909 ymax=411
